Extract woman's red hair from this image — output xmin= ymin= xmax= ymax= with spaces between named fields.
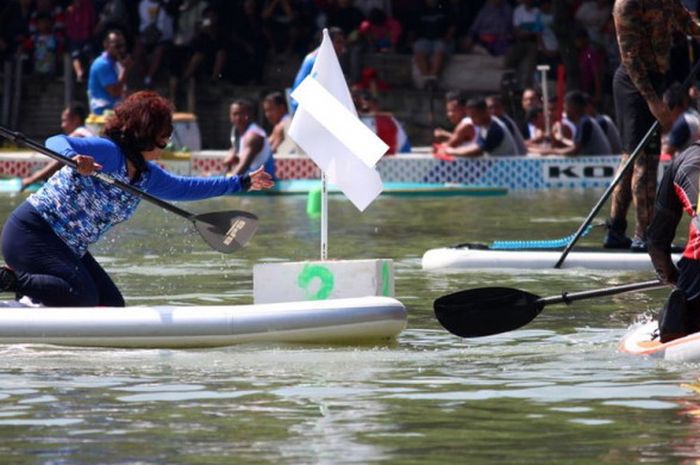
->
xmin=103 ymin=91 xmax=174 ymax=152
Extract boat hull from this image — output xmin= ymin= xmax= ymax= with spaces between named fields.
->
xmin=0 ymin=151 xmax=632 ymax=191
xmin=421 ymin=245 xmax=682 ymax=271
xmin=243 ymin=180 xmax=507 ymax=197
xmin=0 ymin=296 xmax=407 ymax=348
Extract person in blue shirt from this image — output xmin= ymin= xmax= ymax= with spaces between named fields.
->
xmin=289 ymin=27 xmax=346 ymax=113
xmin=87 ymin=29 xmax=133 ymax=115
xmin=0 ymin=91 xmax=273 ymax=307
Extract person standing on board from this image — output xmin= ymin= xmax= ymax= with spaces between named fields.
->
xmin=87 ymin=29 xmax=133 ymax=115
xmin=604 ymin=0 xmax=700 ymax=252
xmin=223 ymin=98 xmax=276 ymax=178
xmin=21 ymin=102 xmax=95 ymax=190
xmin=647 ymin=143 xmax=700 ymax=342
xmin=0 ymin=91 xmax=273 ymax=307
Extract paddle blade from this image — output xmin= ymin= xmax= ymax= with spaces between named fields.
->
xmin=434 ymin=287 xmax=544 ymax=337
xmin=193 ymin=210 xmax=259 ymax=253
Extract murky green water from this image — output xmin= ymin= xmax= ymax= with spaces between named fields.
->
xmin=0 ymin=190 xmax=698 ymax=465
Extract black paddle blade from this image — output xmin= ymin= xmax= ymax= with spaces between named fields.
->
xmin=434 ymin=287 xmax=544 ymax=338
xmin=193 ymin=210 xmax=259 ymax=253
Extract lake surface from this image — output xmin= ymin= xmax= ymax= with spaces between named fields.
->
xmin=0 ymin=189 xmax=698 ymax=465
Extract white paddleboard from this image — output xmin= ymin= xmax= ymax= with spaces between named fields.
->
xmin=422 ymin=245 xmax=682 ymax=271
xmin=0 ymin=296 xmax=407 ymax=348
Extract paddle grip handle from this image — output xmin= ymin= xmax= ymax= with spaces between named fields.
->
xmin=542 ymin=279 xmax=665 ymax=306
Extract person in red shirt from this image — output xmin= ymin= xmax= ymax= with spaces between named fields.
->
xmin=648 ymin=143 xmax=700 ymax=342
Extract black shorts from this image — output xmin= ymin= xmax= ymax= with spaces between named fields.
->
xmin=612 ymin=65 xmax=665 ymax=155
xmin=678 ymin=257 xmax=700 ymax=302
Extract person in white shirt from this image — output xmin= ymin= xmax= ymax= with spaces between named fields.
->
xmin=505 ymin=0 xmax=542 ymax=87
xmin=224 ymin=98 xmax=276 ymax=177
xmin=433 ymin=91 xmax=477 ymax=158
xmin=136 ymin=0 xmax=175 ymax=87
xmin=574 ymin=0 xmax=612 ymax=46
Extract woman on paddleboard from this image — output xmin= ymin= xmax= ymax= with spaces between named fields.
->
xmin=0 ymin=91 xmax=273 ymax=307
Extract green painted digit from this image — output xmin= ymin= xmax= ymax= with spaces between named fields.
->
xmin=297 ymin=265 xmax=335 ymax=300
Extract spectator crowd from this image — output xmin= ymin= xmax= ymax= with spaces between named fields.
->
xmin=0 ymin=0 xmax=638 ymax=95
xmin=2 ymin=0 xmax=700 ymax=156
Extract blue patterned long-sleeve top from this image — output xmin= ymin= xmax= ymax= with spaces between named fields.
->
xmin=28 ymin=135 xmax=248 ymax=257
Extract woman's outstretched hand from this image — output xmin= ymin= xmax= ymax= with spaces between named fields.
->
xmin=73 ymin=155 xmax=103 ymax=176
xmin=248 ymin=166 xmax=275 ymax=191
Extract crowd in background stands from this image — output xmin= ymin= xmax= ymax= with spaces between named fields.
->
xmin=3 ymin=0 xmax=700 ymax=153
xmin=0 ymin=0 xmax=477 ymax=88
xmin=0 ymin=0 xmax=648 ymax=94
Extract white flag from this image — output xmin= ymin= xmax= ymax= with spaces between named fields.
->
xmin=289 ymin=29 xmax=388 ymax=211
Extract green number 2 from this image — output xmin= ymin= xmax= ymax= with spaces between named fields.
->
xmin=297 ymin=265 xmax=335 ymax=300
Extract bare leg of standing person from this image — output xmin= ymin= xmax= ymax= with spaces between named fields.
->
xmin=631 ymin=143 xmax=660 ymax=246
xmin=605 ymin=65 xmax=663 ymax=250
xmin=607 ymin=152 xmax=633 ymax=248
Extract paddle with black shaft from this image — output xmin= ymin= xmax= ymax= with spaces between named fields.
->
xmin=553 ymin=56 xmax=700 ymax=269
xmin=434 ymin=279 xmax=665 ymax=338
xmin=0 ymin=127 xmax=258 ymax=254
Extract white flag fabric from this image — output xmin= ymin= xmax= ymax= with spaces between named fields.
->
xmin=289 ymin=29 xmax=388 ymax=211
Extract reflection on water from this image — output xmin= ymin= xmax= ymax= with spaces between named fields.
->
xmin=0 ymin=191 xmax=698 ymax=464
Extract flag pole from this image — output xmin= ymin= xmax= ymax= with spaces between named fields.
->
xmin=321 ymin=171 xmax=328 ymax=260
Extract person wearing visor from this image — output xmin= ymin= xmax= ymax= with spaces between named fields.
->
xmin=0 ymin=91 xmax=273 ymax=307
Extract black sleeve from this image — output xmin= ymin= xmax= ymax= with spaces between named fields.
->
xmin=647 ymin=162 xmax=683 ymax=284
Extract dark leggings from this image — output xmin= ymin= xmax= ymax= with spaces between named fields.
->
xmin=678 ymin=258 xmax=700 ymax=333
xmin=0 ymin=201 xmax=124 ymax=307
xmin=610 ymin=65 xmax=664 ymax=240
